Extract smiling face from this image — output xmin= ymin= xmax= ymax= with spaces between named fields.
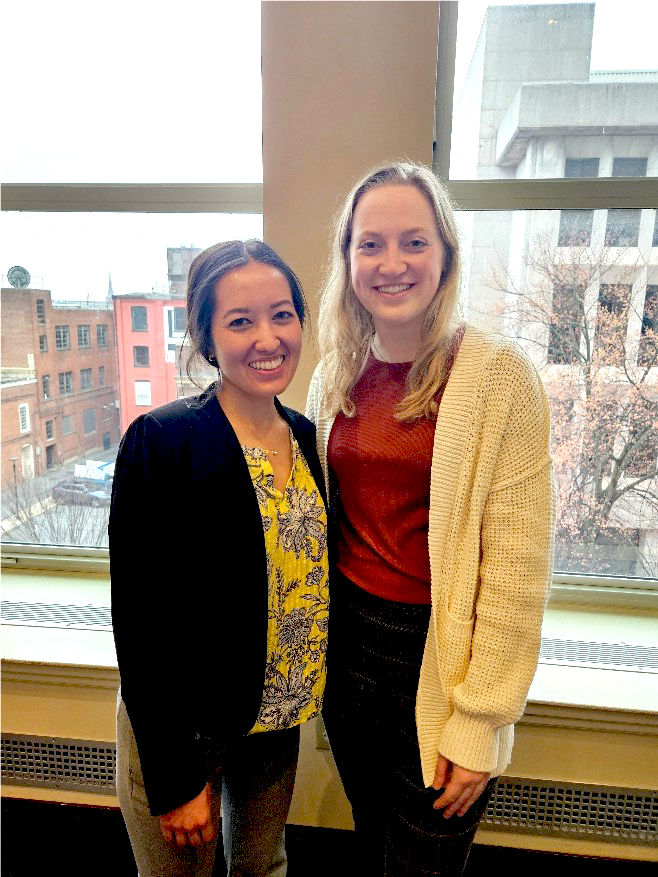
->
xmin=210 ymin=260 xmax=302 ymax=406
xmin=349 ymin=183 xmax=446 ymax=341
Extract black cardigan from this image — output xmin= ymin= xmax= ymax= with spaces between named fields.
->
xmin=109 ymin=384 xmax=327 ymax=816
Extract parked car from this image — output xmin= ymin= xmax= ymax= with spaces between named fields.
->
xmin=52 ymin=479 xmax=112 ymax=507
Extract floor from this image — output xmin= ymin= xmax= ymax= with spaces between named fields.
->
xmin=1 ymin=798 xmax=653 ymax=876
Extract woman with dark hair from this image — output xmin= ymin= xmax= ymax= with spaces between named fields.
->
xmin=307 ymin=162 xmax=555 ymax=875
xmin=111 ymin=239 xmax=328 ymax=877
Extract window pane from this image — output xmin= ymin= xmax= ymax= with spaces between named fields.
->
xmin=77 ymin=325 xmax=91 ymax=348
xmin=2 ymin=212 xmax=261 ymax=549
xmin=457 ymin=207 xmax=658 ymax=578
xmin=451 ymin=2 xmax=658 ymax=180
xmin=4 ymin=1 xmax=262 ymax=183
xmin=558 ymin=210 xmax=593 ymax=247
xmin=131 ymin=307 xmax=148 ymax=333
xmin=133 ymin=346 xmax=150 ymax=368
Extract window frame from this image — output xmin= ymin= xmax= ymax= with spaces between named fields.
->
xmin=2 ymin=3 xmax=656 ymax=601
xmin=77 ymin=324 xmax=91 ymax=349
xmin=18 ymin=403 xmax=30 ymax=434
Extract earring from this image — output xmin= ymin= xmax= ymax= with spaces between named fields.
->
xmin=208 ymin=353 xmax=217 ymax=365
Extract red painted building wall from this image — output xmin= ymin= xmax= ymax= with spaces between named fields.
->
xmin=113 ymin=294 xmax=187 ymax=434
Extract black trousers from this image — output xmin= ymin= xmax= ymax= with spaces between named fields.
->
xmin=323 ymin=572 xmax=496 ymax=877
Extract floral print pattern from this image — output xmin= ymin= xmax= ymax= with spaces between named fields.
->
xmin=242 ymin=434 xmax=328 ymax=733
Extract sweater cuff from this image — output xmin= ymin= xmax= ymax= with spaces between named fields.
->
xmin=437 ymin=711 xmax=512 ymax=775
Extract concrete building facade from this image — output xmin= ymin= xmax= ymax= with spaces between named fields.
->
xmin=452 ymin=3 xmax=658 ymax=576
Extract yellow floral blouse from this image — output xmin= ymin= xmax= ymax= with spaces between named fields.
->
xmin=242 ymin=433 xmax=329 ymax=734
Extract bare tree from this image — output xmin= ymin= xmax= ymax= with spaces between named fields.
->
xmin=489 ymin=233 xmax=658 ymax=577
xmin=2 ymin=476 xmax=109 ymax=548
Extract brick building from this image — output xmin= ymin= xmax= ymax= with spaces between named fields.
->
xmin=1 ymin=287 xmax=121 ymax=484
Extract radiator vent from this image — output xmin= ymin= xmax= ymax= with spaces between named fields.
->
xmin=1 ymin=734 xmax=116 ymax=795
xmin=3 ymin=734 xmax=657 ymax=846
xmin=482 ymin=777 xmax=657 ymax=846
xmin=3 ymin=602 xmax=657 ymax=674
xmin=539 ymin=638 xmax=658 ymax=673
xmin=1 ymin=601 xmax=112 ymax=630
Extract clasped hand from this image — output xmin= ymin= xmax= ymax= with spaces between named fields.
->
xmin=159 ymin=782 xmax=215 ymax=847
xmin=432 ymin=754 xmax=490 ymax=818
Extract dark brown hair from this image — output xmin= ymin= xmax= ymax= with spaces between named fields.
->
xmin=185 ymin=239 xmax=306 ymax=383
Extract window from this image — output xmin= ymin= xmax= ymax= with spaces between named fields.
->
xmin=58 ymin=371 xmax=73 ymax=395
xmin=133 ymin=345 xmax=150 ymax=367
xmin=39 ymin=334 xmax=48 ymax=352
xmin=45 ymin=420 xmax=54 ymax=441
xmin=605 ymin=209 xmax=641 ymax=247
xmin=596 ymin=283 xmax=631 ymax=366
xmin=557 ymin=210 xmax=593 ymax=247
xmin=653 ymin=214 xmax=658 ymax=248
xmin=548 ymin=285 xmax=585 ymax=364
xmin=55 ymin=325 xmax=70 ymax=350
xmin=170 ymin=307 xmax=186 ymax=335
xmin=77 ymin=325 xmax=91 ymax=348
xmin=83 ymin=407 xmax=97 ymax=435
xmin=131 ymin=306 xmax=148 ymax=332
xmin=61 ymin=414 xmax=74 ymax=436
xmin=80 ymin=368 xmax=93 ymax=391
xmin=565 ymin=158 xmax=599 ymax=178
xmin=135 ymin=380 xmax=152 ymax=406
xmin=638 ymin=285 xmax=658 ymax=369
xmin=612 ymin=157 xmax=647 ymax=177
xmin=18 ymin=404 xmax=30 ymax=433
xmin=42 ymin=374 xmax=51 ymax=399
xmin=97 ymin=324 xmax=108 ymax=346
xmin=98 ymin=365 xmax=105 ymax=387
xmin=36 ymin=299 xmax=46 ymax=324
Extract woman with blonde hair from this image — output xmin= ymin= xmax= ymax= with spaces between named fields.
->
xmin=307 ymin=161 xmax=555 ymax=875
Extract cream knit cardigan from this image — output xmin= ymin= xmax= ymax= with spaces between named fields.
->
xmin=306 ymin=324 xmax=556 ymax=785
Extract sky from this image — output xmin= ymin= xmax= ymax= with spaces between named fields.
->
xmin=3 ymin=1 xmax=657 ymax=302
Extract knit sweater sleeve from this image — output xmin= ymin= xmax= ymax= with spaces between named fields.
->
xmin=436 ymin=345 xmax=556 ymax=774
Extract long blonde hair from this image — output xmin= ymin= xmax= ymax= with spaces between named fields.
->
xmin=318 ymin=160 xmax=462 ymax=421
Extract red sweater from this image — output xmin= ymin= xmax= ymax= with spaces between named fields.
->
xmin=329 ymin=356 xmax=437 ymax=604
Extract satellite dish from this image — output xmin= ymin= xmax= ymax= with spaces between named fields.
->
xmin=7 ymin=266 xmax=31 ymax=288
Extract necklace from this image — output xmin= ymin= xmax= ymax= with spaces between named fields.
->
xmin=228 ymin=410 xmax=282 ymax=456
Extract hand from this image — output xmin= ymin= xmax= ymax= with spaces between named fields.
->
xmin=432 ymin=754 xmax=490 ymax=819
xmin=159 ymin=782 xmax=215 ymax=847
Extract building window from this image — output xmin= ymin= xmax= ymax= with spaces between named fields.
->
xmin=638 ymin=285 xmax=658 ymax=369
xmin=18 ymin=403 xmax=30 ymax=434
xmin=39 ymin=334 xmax=48 ymax=353
xmin=133 ymin=345 xmax=150 ymax=367
xmin=36 ymin=299 xmax=46 ymax=324
xmin=565 ymin=157 xmax=599 ymax=178
xmin=548 ymin=285 xmax=585 ymax=364
xmin=62 ymin=414 xmax=74 ymax=436
xmin=169 ymin=307 xmax=187 ymax=335
xmin=42 ymin=374 xmax=51 ymax=400
xmin=97 ymin=324 xmax=108 ymax=346
xmin=596 ymin=283 xmax=632 ymax=366
xmin=135 ymin=380 xmax=152 ymax=406
xmin=605 ymin=209 xmax=641 ymax=247
xmin=45 ymin=420 xmax=55 ymax=441
xmin=83 ymin=407 xmax=97 ymax=435
xmin=77 ymin=324 xmax=91 ymax=348
xmin=99 ymin=365 xmax=105 ymax=387
xmin=557 ymin=210 xmax=593 ymax=247
xmin=612 ymin=157 xmax=648 ymax=177
xmin=80 ymin=368 xmax=93 ymax=391
xmin=653 ymin=214 xmax=658 ymax=248
xmin=59 ymin=371 xmax=73 ymax=395
xmin=131 ymin=306 xmax=148 ymax=332
xmin=55 ymin=325 xmax=71 ymax=350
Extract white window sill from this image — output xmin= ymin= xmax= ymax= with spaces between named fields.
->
xmin=2 ymin=564 xmax=657 ymax=734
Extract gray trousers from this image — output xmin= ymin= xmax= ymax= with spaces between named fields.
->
xmin=116 ymin=696 xmax=299 ymax=877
